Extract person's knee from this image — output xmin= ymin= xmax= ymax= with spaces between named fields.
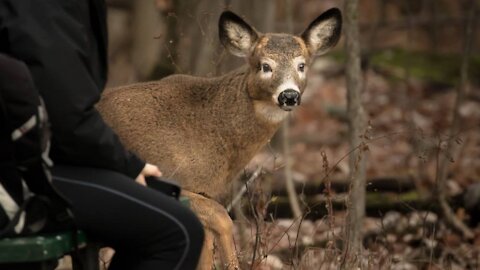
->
xmin=155 ymin=206 xmax=204 ymax=254
xmin=183 ymin=208 xmax=205 ymax=250
xmin=158 ymin=207 xmax=204 ymax=269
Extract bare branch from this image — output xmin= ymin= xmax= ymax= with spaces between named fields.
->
xmin=226 ymin=166 xmax=263 ymax=212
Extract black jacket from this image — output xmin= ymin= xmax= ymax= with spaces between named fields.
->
xmin=0 ymin=0 xmax=145 ymax=178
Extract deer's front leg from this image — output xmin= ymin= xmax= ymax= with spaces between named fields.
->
xmin=183 ymin=191 xmax=240 ymax=270
xmin=198 ymin=229 xmax=214 ymax=270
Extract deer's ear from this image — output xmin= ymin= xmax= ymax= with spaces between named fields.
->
xmin=219 ymin=11 xmax=259 ymax=57
xmin=301 ymin=8 xmax=342 ymax=56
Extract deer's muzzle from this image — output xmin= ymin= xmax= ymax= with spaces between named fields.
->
xmin=278 ymin=89 xmax=301 ymax=110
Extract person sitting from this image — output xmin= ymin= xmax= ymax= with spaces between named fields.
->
xmin=0 ymin=1 xmax=204 ymax=269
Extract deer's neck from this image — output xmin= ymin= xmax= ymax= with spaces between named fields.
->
xmin=199 ymin=67 xmax=285 ymax=175
xmin=210 ymin=66 xmax=284 ymax=134
xmin=209 ymin=66 xmax=288 ymax=125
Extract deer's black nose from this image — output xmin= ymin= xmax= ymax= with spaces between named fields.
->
xmin=278 ymin=89 xmax=300 ymax=106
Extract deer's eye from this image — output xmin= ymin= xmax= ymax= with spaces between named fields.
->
xmin=298 ymin=63 xmax=305 ymax=72
xmin=261 ymin=63 xmax=272 ymax=73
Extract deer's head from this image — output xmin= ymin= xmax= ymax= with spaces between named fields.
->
xmin=219 ymin=8 xmax=342 ymax=121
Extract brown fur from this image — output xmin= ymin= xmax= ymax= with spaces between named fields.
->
xmin=99 ymin=68 xmax=278 ymax=202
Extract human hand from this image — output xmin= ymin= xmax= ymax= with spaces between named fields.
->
xmin=135 ymin=163 xmax=162 ymax=186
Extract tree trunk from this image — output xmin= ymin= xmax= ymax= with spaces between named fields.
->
xmin=343 ymin=0 xmax=368 ymax=264
xmin=131 ymin=0 xmax=163 ymax=81
xmin=435 ymin=0 xmax=476 ymax=240
xmin=282 ymin=0 xmax=303 ymax=220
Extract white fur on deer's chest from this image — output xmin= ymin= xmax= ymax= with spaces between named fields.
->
xmin=253 ymin=101 xmax=289 ymax=123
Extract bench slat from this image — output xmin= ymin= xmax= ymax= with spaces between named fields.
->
xmin=0 ymin=231 xmax=87 ymax=263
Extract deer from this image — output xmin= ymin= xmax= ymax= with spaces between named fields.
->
xmin=97 ymin=8 xmax=342 ymax=270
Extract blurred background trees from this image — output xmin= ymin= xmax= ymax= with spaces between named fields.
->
xmin=101 ymin=0 xmax=480 ymax=269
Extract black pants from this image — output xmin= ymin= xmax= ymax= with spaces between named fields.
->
xmin=51 ymin=166 xmax=204 ymax=270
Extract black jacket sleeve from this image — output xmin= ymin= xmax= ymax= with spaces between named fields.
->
xmin=0 ymin=0 xmax=145 ymax=178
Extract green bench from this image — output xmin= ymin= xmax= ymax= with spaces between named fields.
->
xmin=0 ymin=230 xmax=99 ymax=270
xmin=0 ymin=197 xmax=190 ymax=269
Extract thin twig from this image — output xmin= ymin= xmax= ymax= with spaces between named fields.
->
xmin=163 ymin=43 xmax=182 ymax=73
xmin=245 ymin=181 xmax=260 ymax=270
xmin=263 ymin=215 xmax=303 ymax=257
xmin=293 ymin=208 xmax=311 ymax=268
xmin=167 ymin=156 xmax=187 ymax=179
xmin=227 ymin=165 xmax=263 ymax=212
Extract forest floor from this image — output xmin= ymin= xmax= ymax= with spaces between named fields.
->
xmin=232 ymin=53 xmax=480 ymax=270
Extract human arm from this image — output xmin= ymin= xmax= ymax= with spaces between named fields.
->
xmin=0 ymin=0 xmax=145 ymax=178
